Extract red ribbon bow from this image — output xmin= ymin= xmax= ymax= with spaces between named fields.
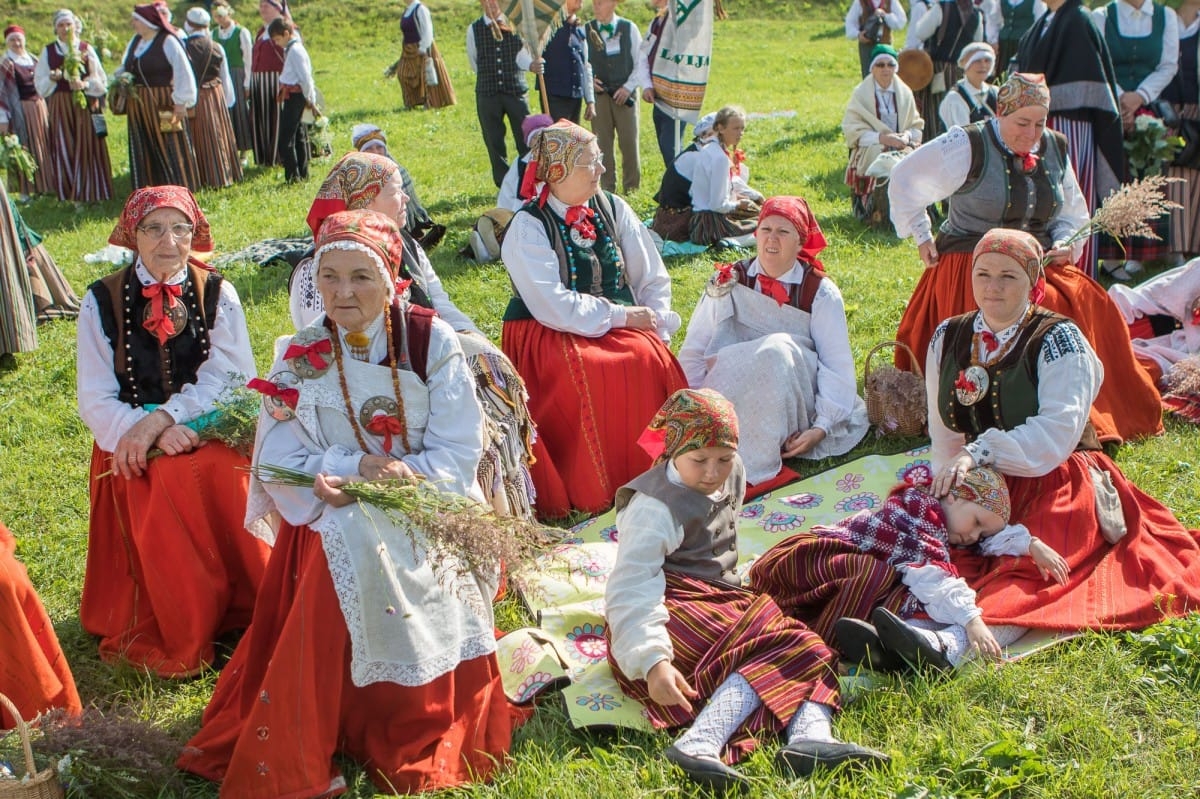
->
xmin=141 ymin=282 xmax=183 ymax=345
xmin=729 ymin=148 xmax=746 ymax=179
xmin=1014 ymin=151 xmax=1038 ymax=172
xmin=247 ymin=377 xmax=299 ymax=410
xmin=954 ymin=370 xmax=977 ymax=392
xmin=282 ymin=338 xmax=333 ymax=370
xmin=713 ymin=261 xmax=735 ymax=285
xmin=395 ymin=277 xmax=413 ymax=296
xmin=565 ymin=205 xmax=596 ymax=241
xmin=1191 ymin=303 xmax=1200 ymax=326
xmin=365 ymin=412 xmax=403 ymax=453
xmin=756 ymin=273 xmax=790 ymax=306
xmin=980 ymin=330 xmax=999 ymax=353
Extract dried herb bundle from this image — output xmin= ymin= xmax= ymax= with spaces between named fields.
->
xmin=1050 ymin=175 xmax=1183 ymax=264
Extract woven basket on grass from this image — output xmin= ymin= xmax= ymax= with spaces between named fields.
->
xmin=863 ymin=340 xmax=928 ymax=437
xmin=0 ymin=693 xmax=64 ymax=799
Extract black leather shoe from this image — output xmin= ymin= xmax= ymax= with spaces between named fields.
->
xmin=833 ymin=616 xmax=906 ymax=673
xmin=871 ymin=607 xmax=953 ymax=672
xmin=775 ymin=739 xmax=891 ymax=777
xmin=664 ymin=744 xmax=750 ymax=793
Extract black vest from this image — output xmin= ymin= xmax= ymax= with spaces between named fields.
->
xmin=655 ymin=142 xmax=700 ymax=209
xmin=472 ymin=19 xmax=527 ymax=96
xmin=955 ymin=82 xmax=998 ymax=122
xmin=586 ymin=18 xmax=636 ymax=89
xmin=90 ymin=263 xmax=223 ymax=407
xmin=185 ymin=34 xmax=225 ymax=86
xmin=543 ymin=21 xmax=587 ymax=98
xmin=928 ymin=0 xmax=981 ymax=64
xmin=125 ymin=31 xmax=173 ymax=87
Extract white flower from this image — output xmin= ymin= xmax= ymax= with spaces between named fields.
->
xmin=57 ymin=754 xmax=73 ymax=775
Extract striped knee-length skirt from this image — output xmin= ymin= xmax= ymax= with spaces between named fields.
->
xmin=127 ymin=84 xmax=200 ymax=191
xmin=1166 ymin=103 xmax=1200 ymax=255
xmin=250 ymin=70 xmax=280 ymax=166
xmin=45 ymin=90 xmax=112 ymax=203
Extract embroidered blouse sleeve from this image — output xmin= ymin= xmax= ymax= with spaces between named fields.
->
xmin=1048 ymin=156 xmax=1089 ymax=255
xmin=159 ymin=280 xmax=259 ymax=427
xmin=635 ymin=19 xmax=657 ymax=90
xmin=465 ymin=22 xmax=478 ymax=72
xmin=620 ymin=21 xmax=643 ymax=93
xmin=888 ymin=126 xmax=972 ymax=245
xmin=399 ymin=319 xmax=485 ymax=495
xmin=33 ymin=48 xmax=53 ymax=97
xmin=899 ymin=564 xmax=982 ymax=626
xmin=219 ymin=53 xmax=236 ymax=107
xmin=253 ymin=393 xmax=335 ymax=528
xmin=240 ymin=27 xmax=253 ymax=87
xmin=845 ymin=2 xmax=863 ymax=38
xmin=76 ymin=291 xmax=152 ymax=452
xmin=500 ymin=209 xmax=626 ymax=336
xmin=1140 ymin=8 xmax=1178 ymax=102
xmin=605 ymin=491 xmax=685 ymax=681
xmin=887 ymin=0 xmax=908 ymax=29
xmin=497 ymin=159 xmax=523 ymax=211
xmin=810 ymin=279 xmax=864 ymax=437
xmin=613 ymin=193 xmax=681 ymax=339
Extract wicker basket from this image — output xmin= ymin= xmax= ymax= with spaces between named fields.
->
xmin=0 ymin=694 xmax=64 ymax=799
xmin=863 ymin=340 xmax=928 ymax=437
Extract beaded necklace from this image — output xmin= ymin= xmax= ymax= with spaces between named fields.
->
xmin=552 ymin=201 xmax=625 ymax=293
xmin=954 ymin=305 xmax=1032 ymax=405
xmin=327 ymin=309 xmax=411 ymax=455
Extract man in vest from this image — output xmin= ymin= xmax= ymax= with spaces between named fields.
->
xmin=586 ymin=0 xmax=642 ymax=193
xmin=845 ymin=0 xmax=908 ymax=77
xmin=539 ymin=0 xmax=596 ymax=123
xmin=467 ymin=0 xmax=537 ymax=187
xmin=910 ymin=0 xmax=988 ymax=140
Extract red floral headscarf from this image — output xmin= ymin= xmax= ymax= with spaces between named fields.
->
xmin=637 ymin=388 xmax=740 ymax=466
xmin=949 ymin=466 xmax=1011 ymax=523
xmin=313 ymin=209 xmax=410 ymax=300
xmin=520 ymin=120 xmax=596 ymax=206
xmin=996 ymin=72 xmax=1051 ymax=117
xmin=306 ymin=151 xmax=400 ymax=237
xmin=972 ymin=228 xmax=1044 ymax=302
xmin=757 ymin=195 xmax=828 ymax=270
xmin=109 ymin=185 xmax=213 ymax=252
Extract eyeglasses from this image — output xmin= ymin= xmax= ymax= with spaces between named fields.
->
xmin=578 ymin=152 xmax=605 ymax=171
xmin=137 ymin=222 xmax=195 ymax=240
xmin=873 ymin=61 xmax=898 ymax=69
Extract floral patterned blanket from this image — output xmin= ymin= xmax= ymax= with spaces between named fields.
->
xmin=500 ymin=446 xmax=1071 ymax=730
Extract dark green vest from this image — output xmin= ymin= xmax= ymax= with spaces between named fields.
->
xmin=1105 ymin=1 xmax=1165 ymax=92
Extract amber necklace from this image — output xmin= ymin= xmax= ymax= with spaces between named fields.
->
xmin=327 ymin=309 xmax=411 ymax=455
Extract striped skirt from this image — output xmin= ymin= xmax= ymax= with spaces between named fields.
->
xmin=609 ymin=572 xmax=841 ymax=764
xmin=45 ymin=90 xmax=112 ymax=203
xmin=9 ymin=97 xmax=55 ymax=196
xmin=398 ymin=43 xmax=426 ymax=108
xmin=748 ymin=532 xmax=913 ymax=647
xmin=688 ymin=208 xmax=757 ymax=246
xmin=1048 ymin=116 xmax=1097 ymax=276
xmin=425 ymin=41 xmax=456 ymax=109
xmin=250 ymin=70 xmax=280 ymax=166
xmin=0 ymin=185 xmax=37 ymax=355
xmin=227 ymin=66 xmax=253 ymax=151
xmin=127 ymin=84 xmax=200 ymax=191
xmin=1166 ymin=103 xmax=1200 ymax=255
xmin=191 ymin=81 xmax=243 ymax=190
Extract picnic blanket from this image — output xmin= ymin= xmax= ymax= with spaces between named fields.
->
xmin=500 ymin=446 xmax=1073 ymax=731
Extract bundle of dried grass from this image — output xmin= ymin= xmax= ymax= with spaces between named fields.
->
xmin=1050 ymin=175 xmax=1183 ymax=263
xmin=864 ymin=341 xmax=927 ymax=437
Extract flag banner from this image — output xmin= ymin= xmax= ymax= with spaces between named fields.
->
xmin=651 ymin=0 xmax=715 ymax=123
xmin=502 ymin=0 xmax=567 ymax=56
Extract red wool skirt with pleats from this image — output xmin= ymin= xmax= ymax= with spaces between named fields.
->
xmin=80 ymin=442 xmax=269 ymax=678
xmin=502 ymin=320 xmax=688 ymax=519
xmin=895 ymin=252 xmax=1164 ymax=444
xmin=177 ymin=521 xmax=514 ymax=798
xmin=0 ymin=522 xmax=81 ymax=729
xmin=609 ymin=573 xmax=841 ymax=764
xmin=951 ymin=451 xmax=1200 ymax=630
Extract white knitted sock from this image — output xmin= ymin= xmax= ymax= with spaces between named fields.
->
xmin=673 ymin=673 xmax=762 ymax=758
xmin=785 ymin=700 xmax=837 ymax=745
xmin=989 ymin=624 xmax=1030 ymax=648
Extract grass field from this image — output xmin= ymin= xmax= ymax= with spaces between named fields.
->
xmin=1 ymin=0 xmax=1199 ymax=796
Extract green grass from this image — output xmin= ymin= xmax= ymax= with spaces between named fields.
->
xmin=1 ymin=0 xmax=1199 ymax=796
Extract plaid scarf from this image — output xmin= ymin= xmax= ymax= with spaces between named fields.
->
xmin=816 ymin=486 xmax=957 ymax=576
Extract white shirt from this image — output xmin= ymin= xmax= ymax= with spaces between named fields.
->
xmin=76 ymin=261 xmax=257 ymax=453
xmin=215 ymin=22 xmax=254 ymax=89
xmin=465 ymin=15 xmax=534 ymax=73
xmin=888 ymin=123 xmax=1090 ymax=252
xmin=589 ymin=15 xmax=642 ymax=95
xmin=501 ymin=192 xmax=681 ymax=340
xmin=1092 ymin=0 xmax=1180 ymax=103
xmin=403 ymin=1 xmax=435 ymax=53
xmin=498 ymin=153 xmax=532 ymax=212
xmin=114 ymin=32 xmax=198 ymax=107
xmin=912 ymin=0 xmax=989 ymax=47
xmin=902 ymin=523 xmax=1028 ymax=626
xmin=845 ymin=0 xmax=908 ymax=39
xmin=689 ymin=143 xmax=741 ymax=213
xmin=279 ymin=39 xmax=315 ymax=104
xmin=938 ymin=78 xmax=994 ymax=130
xmin=34 ymin=39 xmax=107 ymax=99
xmin=605 ymin=459 xmax=734 ymax=681
xmin=678 ymin=259 xmax=863 ymax=438
xmin=925 ymin=313 xmax=1102 ymax=477
xmin=635 ymin=13 xmax=664 ymax=91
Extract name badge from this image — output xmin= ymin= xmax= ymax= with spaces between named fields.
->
xmin=605 ymin=37 xmax=621 ymax=56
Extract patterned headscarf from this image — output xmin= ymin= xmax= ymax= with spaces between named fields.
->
xmin=313 ymin=209 xmax=409 ymax=301
xmin=350 ymin=123 xmax=388 ymax=153
xmin=520 ymin=119 xmax=596 ymax=205
xmin=637 ymin=388 xmax=739 ymax=466
xmin=973 ymin=228 xmax=1043 ymax=301
xmin=949 ymin=466 xmax=1011 ymax=523
xmin=306 ymin=151 xmax=400 ymax=236
xmin=758 ymin=196 xmax=828 ymax=270
xmin=109 ymin=185 xmax=213 ymax=252
xmin=996 ymin=72 xmax=1051 ymax=117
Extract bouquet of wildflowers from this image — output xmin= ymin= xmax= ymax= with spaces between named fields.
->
xmin=1125 ymin=110 xmax=1184 ymax=177
xmin=0 ymin=133 xmax=37 ymax=181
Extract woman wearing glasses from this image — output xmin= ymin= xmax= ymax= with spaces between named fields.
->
xmin=501 ymin=120 xmax=686 ymax=518
xmin=75 ymin=185 xmax=269 ymax=678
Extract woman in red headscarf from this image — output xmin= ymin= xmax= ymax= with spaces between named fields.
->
xmin=0 ymin=519 xmax=82 ymax=730
xmin=1 ymin=24 xmax=55 ymax=198
xmin=75 ymin=185 xmax=268 ymax=677
xmin=678 ymin=196 xmax=869 ymax=487
xmin=501 ymin=120 xmax=687 ymax=519
xmin=114 ymin=4 xmax=200 ymax=189
xmin=178 ymin=208 xmax=512 ymax=798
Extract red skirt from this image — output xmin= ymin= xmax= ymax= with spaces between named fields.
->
xmin=80 ymin=442 xmax=269 ymax=678
xmin=894 ymin=250 xmax=1164 ymax=444
xmin=177 ymin=521 xmax=513 ymax=797
xmin=0 ymin=522 xmax=81 ymax=729
xmin=951 ymin=451 xmax=1200 ymax=630
xmin=502 ymin=320 xmax=687 ymax=519
xmin=748 ymin=531 xmax=912 ymax=646
xmin=609 ymin=573 xmax=840 ymax=764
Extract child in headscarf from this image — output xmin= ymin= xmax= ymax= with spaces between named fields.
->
xmin=605 ymin=388 xmax=890 ymax=791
